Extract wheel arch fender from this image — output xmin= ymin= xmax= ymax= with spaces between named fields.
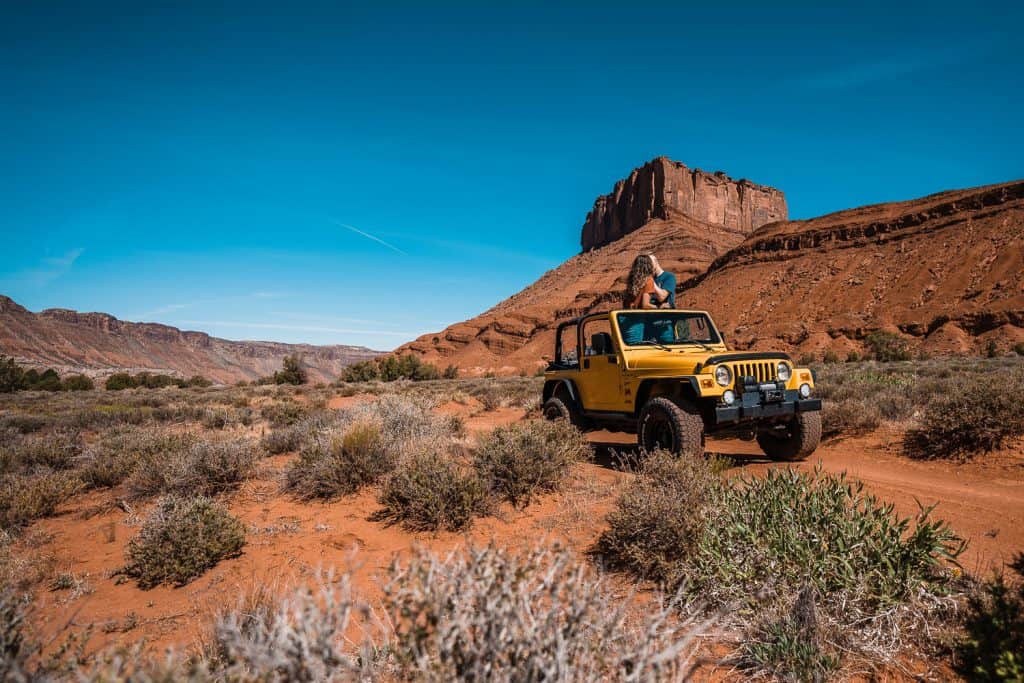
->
xmin=543 ymin=378 xmax=581 ymax=407
xmin=634 ymin=377 xmax=700 ymax=415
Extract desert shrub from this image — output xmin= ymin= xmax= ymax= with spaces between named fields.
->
xmin=122 ymin=495 xmax=245 ymax=588
xmin=384 ymin=543 xmax=704 ymax=681
xmin=740 ymin=587 xmax=839 ymax=681
xmin=1014 ymin=342 xmax=1024 ymax=357
xmin=104 ymin=373 xmax=136 ymax=391
xmin=0 ymin=357 xmax=24 ymax=393
xmin=259 ymin=400 xmax=311 ymax=427
xmin=957 ymin=553 xmax=1024 ymax=682
xmin=79 ymin=427 xmax=187 ymax=490
xmin=285 ymin=420 xmax=392 ymax=499
xmin=599 ymin=462 xmax=964 ymax=670
xmin=442 ymin=364 xmax=459 ymax=379
xmin=692 ymin=468 xmax=962 ymax=611
xmin=188 ymin=375 xmax=213 ymax=388
xmin=473 ymin=419 xmax=590 ymax=507
xmin=2 ymin=428 xmax=83 ymax=472
xmin=260 ymin=423 xmax=306 ymax=455
xmin=595 ymin=451 xmax=720 ymax=584
xmin=272 ymin=354 xmax=307 ymax=386
xmin=821 ymin=350 xmax=840 ymax=364
xmin=0 ymin=589 xmax=33 ymax=679
xmin=201 ymin=407 xmax=231 ymax=430
xmin=206 ymin=576 xmax=377 ymax=681
xmin=342 ymin=354 xmax=441 ymax=383
xmin=376 ymin=451 xmax=490 ymax=532
xmin=904 ymin=385 xmax=1024 ymax=459
xmin=0 ymin=414 xmax=48 ymax=434
xmin=127 ymin=438 xmax=256 ymax=499
xmin=985 ymin=339 xmax=999 ymax=358
xmin=821 ymin=397 xmax=882 ymax=438
xmin=340 ymin=360 xmax=379 ymax=383
xmin=0 ymin=471 xmax=83 ymax=532
xmin=61 ymin=374 xmax=94 ymax=391
xmin=864 ymin=330 xmax=912 ymax=362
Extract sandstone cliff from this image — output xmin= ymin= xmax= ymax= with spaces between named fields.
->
xmin=0 ymin=296 xmax=381 ymax=384
xmin=580 ymin=156 xmax=787 ymax=251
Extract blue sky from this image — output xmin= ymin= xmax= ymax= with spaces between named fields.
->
xmin=2 ymin=1 xmax=1021 ymax=350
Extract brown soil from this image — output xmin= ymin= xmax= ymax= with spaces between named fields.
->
xmin=20 ymin=409 xmax=1024 ymax=677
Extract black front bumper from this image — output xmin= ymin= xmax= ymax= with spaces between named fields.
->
xmin=713 ymin=394 xmax=822 ymax=425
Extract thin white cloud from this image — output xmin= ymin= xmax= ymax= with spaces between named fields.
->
xmin=2 ymin=248 xmax=85 ymax=287
xmin=331 ymin=220 xmax=409 ymax=256
xmin=791 ymin=41 xmax=996 ymax=90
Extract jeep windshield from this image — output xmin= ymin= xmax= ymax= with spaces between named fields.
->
xmin=614 ymin=311 xmax=722 ymax=348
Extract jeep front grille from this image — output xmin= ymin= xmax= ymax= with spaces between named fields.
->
xmin=732 ymin=361 xmax=777 ymax=384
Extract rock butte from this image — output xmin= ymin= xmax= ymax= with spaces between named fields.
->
xmin=400 ymin=157 xmax=1024 ymax=374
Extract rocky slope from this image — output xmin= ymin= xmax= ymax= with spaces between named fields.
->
xmin=679 ymin=180 xmax=1024 ymax=358
xmin=401 ymin=158 xmax=1023 ymax=374
xmin=399 ymin=157 xmax=786 ymax=374
xmin=0 ymin=296 xmax=380 ymax=384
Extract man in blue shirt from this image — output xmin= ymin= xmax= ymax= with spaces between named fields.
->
xmin=647 ymin=253 xmax=676 ymax=308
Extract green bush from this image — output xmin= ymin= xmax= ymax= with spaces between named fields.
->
xmin=376 ymin=451 xmax=490 ymax=532
xmin=442 ymin=364 xmax=459 ymax=379
xmin=473 ymin=419 xmax=589 ymax=508
xmin=122 ymin=495 xmax=245 ymax=588
xmin=340 ymin=353 xmax=441 ymax=383
xmin=61 ymin=374 xmax=95 ymax=391
xmin=596 ymin=451 xmax=719 ymax=583
xmin=904 ymin=385 xmax=1024 ymax=459
xmin=0 ymin=357 xmax=24 ymax=393
xmin=598 ymin=462 xmax=964 ymax=670
xmin=340 ymin=360 xmax=379 ymax=383
xmin=272 ymin=354 xmax=307 ymax=385
xmin=187 ymin=375 xmax=213 ymax=388
xmin=957 ymin=553 xmax=1024 ymax=682
xmin=104 ymin=373 xmax=136 ymax=391
xmin=1014 ymin=342 xmax=1024 ymax=357
xmin=863 ymin=330 xmax=912 ymax=362
xmin=284 ymin=420 xmax=393 ymax=499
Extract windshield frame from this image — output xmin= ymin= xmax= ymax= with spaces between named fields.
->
xmin=612 ymin=310 xmax=723 ymax=348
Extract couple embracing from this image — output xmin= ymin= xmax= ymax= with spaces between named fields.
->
xmin=623 ymin=253 xmax=675 ymax=310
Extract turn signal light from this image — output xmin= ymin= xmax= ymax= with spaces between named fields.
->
xmin=700 ymin=378 xmax=713 ymax=389
xmin=799 ymin=372 xmax=811 ymax=382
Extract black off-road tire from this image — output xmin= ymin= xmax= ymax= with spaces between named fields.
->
xmin=756 ymin=412 xmax=822 ymax=461
xmin=542 ymin=396 xmax=584 ymax=429
xmin=638 ymin=397 xmax=704 ymax=457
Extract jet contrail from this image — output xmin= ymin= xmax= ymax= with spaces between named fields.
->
xmin=332 ymin=220 xmax=408 ymax=256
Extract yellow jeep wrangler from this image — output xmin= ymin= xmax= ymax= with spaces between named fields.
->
xmin=541 ymin=309 xmax=822 ymax=460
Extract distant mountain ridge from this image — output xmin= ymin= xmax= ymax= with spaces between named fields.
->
xmin=0 ymin=296 xmax=381 ymax=383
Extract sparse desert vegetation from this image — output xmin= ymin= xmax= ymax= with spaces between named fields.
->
xmin=0 ymin=356 xmax=1020 ymax=680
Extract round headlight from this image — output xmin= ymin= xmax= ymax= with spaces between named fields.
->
xmin=715 ymin=365 xmax=732 ymax=387
xmin=722 ymin=389 xmax=736 ymax=406
xmin=799 ymin=383 xmax=812 ymax=398
xmin=776 ymin=362 xmax=792 ymax=382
